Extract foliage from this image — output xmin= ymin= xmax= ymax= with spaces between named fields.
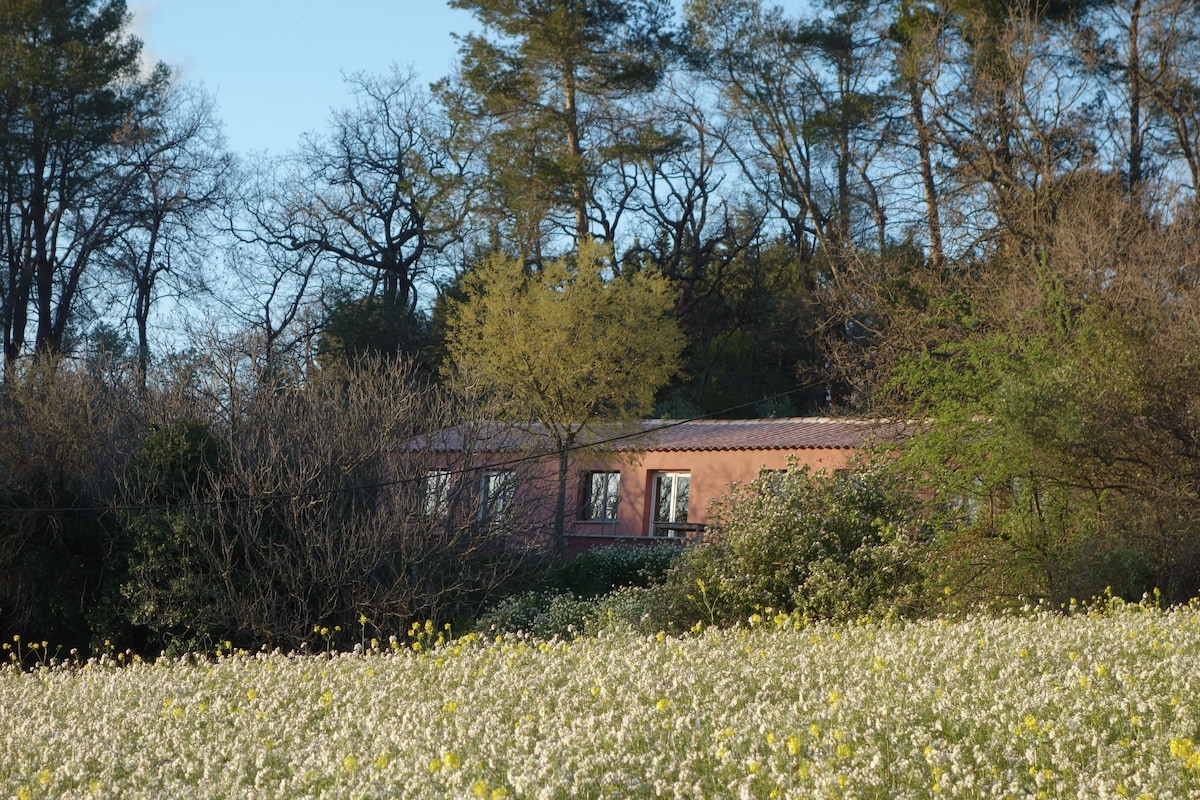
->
xmin=885 ymin=185 xmax=1200 ymax=608
xmin=0 ymin=358 xmax=136 ymax=648
xmin=443 ymin=0 xmax=676 ymax=249
xmin=473 ymin=590 xmax=593 ymax=638
xmin=119 ymin=419 xmax=226 ymax=651
xmin=474 ymin=585 xmax=667 ymax=638
xmin=113 ymin=356 xmax=549 ymax=653
xmin=445 ymin=240 xmax=682 ymax=427
xmin=444 ymin=239 xmax=683 ymax=549
xmin=474 ymin=544 xmax=680 ymax=638
xmin=315 ymin=294 xmax=439 ymax=373
xmin=547 ymin=544 xmax=680 ymax=599
xmin=659 ymin=461 xmax=928 ymax=627
xmin=655 ymin=232 xmax=827 ymax=416
xmin=0 ymin=0 xmax=183 ymax=366
xmin=894 ymin=305 xmax=1200 ymax=607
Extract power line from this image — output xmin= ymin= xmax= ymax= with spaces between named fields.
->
xmin=0 ymin=383 xmax=830 ymax=517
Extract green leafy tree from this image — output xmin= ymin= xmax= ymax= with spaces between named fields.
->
xmin=120 ymin=419 xmax=226 ymax=650
xmin=887 ymin=179 xmax=1200 ymax=606
xmin=315 ymin=294 xmax=439 ymax=373
xmin=444 ymin=240 xmax=683 ymax=551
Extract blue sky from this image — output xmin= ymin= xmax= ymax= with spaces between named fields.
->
xmin=130 ymin=2 xmax=476 ymax=155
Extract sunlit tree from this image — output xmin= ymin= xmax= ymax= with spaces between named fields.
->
xmin=444 ymin=240 xmax=683 ymax=550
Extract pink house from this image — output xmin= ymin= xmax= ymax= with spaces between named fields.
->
xmin=407 ymin=418 xmax=891 ymax=554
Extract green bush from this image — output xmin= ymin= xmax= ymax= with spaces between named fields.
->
xmin=119 ymin=419 xmax=227 ymax=652
xmin=473 ymin=585 xmax=669 ymax=639
xmin=474 ymin=591 xmax=595 ymax=639
xmin=548 ymin=544 xmax=680 ymax=598
xmin=658 ymin=461 xmax=928 ymax=628
xmin=588 ymin=585 xmax=669 ymax=634
xmin=472 ymin=544 xmax=680 ymax=640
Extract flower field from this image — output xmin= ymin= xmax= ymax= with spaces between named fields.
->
xmin=2 ymin=603 xmax=1200 ymax=799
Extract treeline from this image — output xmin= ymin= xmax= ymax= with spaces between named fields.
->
xmin=6 ymin=0 xmax=1200 ymax=411
xmin=4 ymin=0 xmax=1200 ymax=647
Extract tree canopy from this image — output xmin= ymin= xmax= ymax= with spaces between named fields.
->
xmin=10 ymin=0 xmax=1200 ymax=646
xmin=445 ymin=241 xmax=681 ymax=427
xmin=443 ymin=0 xmax=676 ymax=254
xmin=444 ymin=240 xmax=683 ymax=548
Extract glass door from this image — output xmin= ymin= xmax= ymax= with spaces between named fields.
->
xmin=651 ymin=472 xmax=691 ymax=537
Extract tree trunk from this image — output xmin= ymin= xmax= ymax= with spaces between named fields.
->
xmin=907 ymin=75 xmax=945 ymax=270
xmin=562 ymin=71 xmax=589 ymax=243
xmin=1127 ymin=0 xmax=1144 ymax=190
xmin=553 ymin=432 xmax=574 ymax=554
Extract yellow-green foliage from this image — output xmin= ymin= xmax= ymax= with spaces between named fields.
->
xmin=444 ymin=241 xmax=683 ymax=427
xmin=3 ymin=603 xmax=1200 ymax=797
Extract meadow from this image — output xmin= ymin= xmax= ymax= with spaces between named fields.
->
xmin=2 ymin=602 xmax=1199 ymax=799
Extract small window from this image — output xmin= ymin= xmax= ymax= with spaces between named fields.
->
xmin=479 ymin=470 xmax=516 ymax=525
xmin=423 ymin=469 xmax=453 ymax=517
xmin=581 ymin=471 xmax=620 ymax=521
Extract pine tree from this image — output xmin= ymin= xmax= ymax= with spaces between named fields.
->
xmin=443 ymin=0 xmax=675 ymax=256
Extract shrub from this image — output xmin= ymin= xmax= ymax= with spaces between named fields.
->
xmin=588 ymin=585 xmax=669 ymax=634
xmin=119 ymin=419 xmax=227 ymax=652
xmin=658 ymin=461 xmax=928 ymax=628
xmin=548 ymin=544 xmax=680 ymax=598
xmin=114 ymin=357 xmax=549 ymax=653
xmin=0 ymin=359 xmax=136 ymax=649
xmin=474 ymin=591 xmax=594 ymax=639
xmin=474 ymin=584 xmax=670 ymax=639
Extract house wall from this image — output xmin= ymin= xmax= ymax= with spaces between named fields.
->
xmin=414 ymin=444 xmax=857 ymax=554
xmin=568 ymin=447 xmax=856 ymax=551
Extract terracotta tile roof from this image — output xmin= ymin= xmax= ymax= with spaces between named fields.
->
xmin=407 ymin=418 xmax=903 ymax=453
xmin=406 ymin=421 xmax=538 ymax=453
xmin=620 ymin=418 xmax=896 ymax=451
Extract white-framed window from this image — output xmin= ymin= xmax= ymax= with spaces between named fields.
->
xmin=423 ymin=469 xmax=453 ymax=517
xmin=650 ymin=472 xmax=691 ymax=537
xmin=479 ymin=470 xmax=516 ymax=525
xmin=581 ymin=471 xmax=620 ymax=522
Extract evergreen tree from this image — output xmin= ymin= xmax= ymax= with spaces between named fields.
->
xmin=0 ymin=0 xmax=150 ymax=370
xmin=442 ymin=0 xmax=676 ymax=256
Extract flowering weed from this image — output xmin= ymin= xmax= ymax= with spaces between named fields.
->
xmin=1 ymin=603 xmax=1199 ymax=798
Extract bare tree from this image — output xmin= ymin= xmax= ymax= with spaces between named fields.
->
xmin=120 ymin=351 xmax=549 ymax=651
xmin=104 ymin=81 xmax=233 ymax=381
xmin=918 ymin=2 xmax=1098 ymax=257
xmin=241 ymin=69 xmax=469 ymax=329
xmin=1139 ymin=0 xmax=1200 ymax=197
